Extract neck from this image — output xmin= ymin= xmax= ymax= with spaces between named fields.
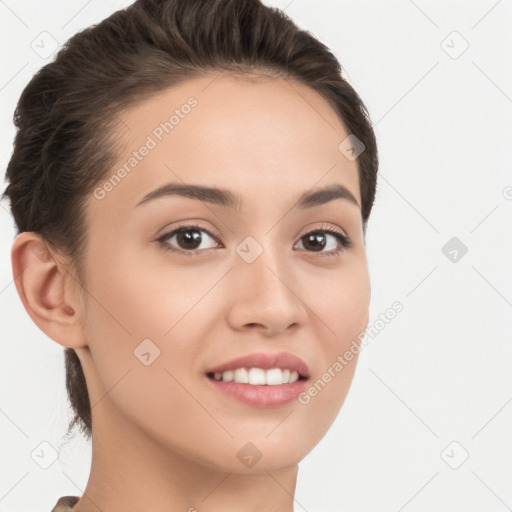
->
xmin=70 ymin=403 xmax=299 ymax=512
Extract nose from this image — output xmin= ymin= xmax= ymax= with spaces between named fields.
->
xmin=225 ymin=246 xmax=309 ymax=336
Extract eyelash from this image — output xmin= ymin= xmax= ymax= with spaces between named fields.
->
xmin=155 ymin=222 xmax=352 ymax=258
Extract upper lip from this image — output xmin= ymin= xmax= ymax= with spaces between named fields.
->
xmin=206 ymin=351 xmax=310 ymax=379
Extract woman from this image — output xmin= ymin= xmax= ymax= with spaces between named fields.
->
xmin=3 ymin=0 xmax=378 ymax=510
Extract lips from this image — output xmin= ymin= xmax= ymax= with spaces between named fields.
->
xmin=205 ymin=351 xmax=310 ymax=379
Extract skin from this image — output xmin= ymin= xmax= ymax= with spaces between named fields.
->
xmin=12 ymin=72 xmax=371 ymax=512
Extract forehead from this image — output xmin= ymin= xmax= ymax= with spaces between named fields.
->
xmin=90 ymin=72 xmax=361 ymax=216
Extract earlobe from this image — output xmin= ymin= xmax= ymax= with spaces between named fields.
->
xmin=11 ymin=232 xmax=86 ymax=349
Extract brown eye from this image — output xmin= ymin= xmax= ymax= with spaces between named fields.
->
xmin=295 ymin=227 xmax=351 ymax=255
xmin=301 ymin=231 xmax=329 ymax=252
xmin=155 ymin=223 xmax=351 ymax=258
xmin=175 ymin=228 xmax=203 ymax=250
xmin=157 ymin=224 xmax=220 ymax=255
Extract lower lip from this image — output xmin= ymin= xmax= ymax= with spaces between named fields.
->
xmin=205 ymin=375 xmax=308 ymax=408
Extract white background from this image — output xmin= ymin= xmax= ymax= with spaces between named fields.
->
xmin=1 ymin=1 xmax=511 ymax=511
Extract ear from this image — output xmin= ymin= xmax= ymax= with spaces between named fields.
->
xmin=11 ymin=232 xmax=87 ymax=349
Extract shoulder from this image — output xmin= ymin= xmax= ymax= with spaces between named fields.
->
xmin=50 ymin=496 xmax=80 ymax=512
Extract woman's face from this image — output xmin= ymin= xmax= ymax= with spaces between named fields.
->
xmin=76 ymin=72 xmax=370 ymax=471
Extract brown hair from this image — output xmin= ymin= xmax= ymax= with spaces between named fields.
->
xmin=2 ymin=0 xmax=379 ymax=441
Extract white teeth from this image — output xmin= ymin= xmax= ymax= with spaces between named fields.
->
xmin=234 ymin=368 xmax=249 ymax=383
xmin=211 ymin=367 xmax=303 ymax=385
xmin=248 ymin=368 xmax=266 ymax=385
xmin=222 ymin=370 xmax=234 ymax=382
xmin=265 ymin=368 xmax=283 ymax=385
xmin=289 ymin=370 xmax=299 ymax=383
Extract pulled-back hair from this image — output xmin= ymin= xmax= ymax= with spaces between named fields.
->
xmin=2 ymin=0 xmax=378 ymax=441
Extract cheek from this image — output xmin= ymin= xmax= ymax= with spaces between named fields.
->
xmin=322 ymin=258 xmax=371 ymax=346
xmin=80 ymin=246 xmax=218 ymax=389
xmin=79 ymin=254 xmax=211 ymax=444
xmin=303 ymin=258 xmax=369 ymax=413
xmin=84 ymin=245 xmax=202 ymax=341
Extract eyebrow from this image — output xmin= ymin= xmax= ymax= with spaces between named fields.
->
xmin=135 ymin=182 xmax=360 ymax=211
